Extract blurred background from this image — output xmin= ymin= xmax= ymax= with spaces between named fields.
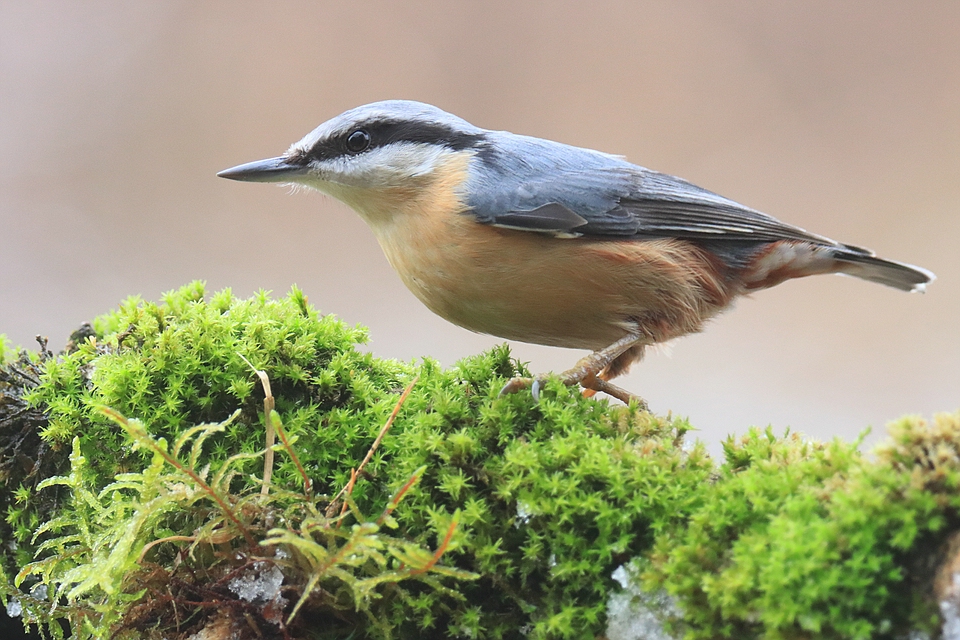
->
xmin=1 ymin=1 xmax=957 ymax=455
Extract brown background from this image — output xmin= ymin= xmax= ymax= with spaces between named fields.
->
xmin=1 ymin=2 xmax=957 ymax=455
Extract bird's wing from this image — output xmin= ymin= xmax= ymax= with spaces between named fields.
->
xmin=465 ymin=135 xmax=839 ymax=246
xmin=609 ymin=171 xmax=838 ymax=244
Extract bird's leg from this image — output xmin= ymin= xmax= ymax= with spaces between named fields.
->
xmin=499 ymin=332 xmax=648 ymax=406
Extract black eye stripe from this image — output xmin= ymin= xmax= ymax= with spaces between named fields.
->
xmin=304 ymin=119 xmax=486 ymax=163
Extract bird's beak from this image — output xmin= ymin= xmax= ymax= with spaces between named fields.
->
xmin=217 ymin=156 xmax=308 ymax=183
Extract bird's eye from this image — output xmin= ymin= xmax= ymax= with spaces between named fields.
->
xmin=345 ymin=129 xmax=371 ymax=153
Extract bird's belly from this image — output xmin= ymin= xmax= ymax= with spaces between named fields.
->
xmin=372 ymin=215 xmax=734 ymax=351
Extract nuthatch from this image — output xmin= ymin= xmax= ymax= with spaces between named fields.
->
xmin=218 ymin=100 xmax=934 ymax=404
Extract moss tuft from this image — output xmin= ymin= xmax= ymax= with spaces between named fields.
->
xmin=644 ymin=414 xmax=960 ymax=639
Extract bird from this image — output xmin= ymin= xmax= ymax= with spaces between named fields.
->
xmin=218 ymin=100 xmax=934 ymax=405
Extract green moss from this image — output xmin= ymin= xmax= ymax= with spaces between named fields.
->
xmin=30 ymin=282 xmax=409 ymax=491
xmin=3 ymin=283 xmax=710 ymax=639
xmin=379 ymin=375 xmax=710 ymax=639
xmin=644 ymin=414 xmax=960 ymax=639
xmin=1 ymin=282 xmax=956 ymax=640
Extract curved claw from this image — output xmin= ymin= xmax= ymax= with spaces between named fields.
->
xmin=499 ymin=376 xmax=532 ymax=397
xmin=499 ymin=375 xmax=547 ymax=403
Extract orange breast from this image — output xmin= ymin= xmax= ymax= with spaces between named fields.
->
xmin=376 ymin=212 xmax=738 ymax=350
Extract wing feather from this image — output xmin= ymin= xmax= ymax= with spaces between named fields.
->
xmin=466 ymin=133 xmax=839 ymax=246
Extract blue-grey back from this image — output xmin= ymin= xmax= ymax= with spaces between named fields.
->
xmin=462 ymin=128 xmax=841 ymax=245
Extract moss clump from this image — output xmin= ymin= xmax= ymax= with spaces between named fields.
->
xmin=28 ymin=281 xmax=411 ymax=496
xmin=2 ymin=282 xmax=711 ymax=639
xmin=379 ymin=372 xmax=710 ymax=638
xmin=644 ymin=413 xmax=960 ymax=639
xmin=1 ymin=282 xmax=956 ymax=640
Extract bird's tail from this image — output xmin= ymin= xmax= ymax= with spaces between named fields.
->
xmin=832 ymin=245 xmax=935 ymax=292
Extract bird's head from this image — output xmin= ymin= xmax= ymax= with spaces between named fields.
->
xmin=218 ymin=100 xmax=488 ymax=222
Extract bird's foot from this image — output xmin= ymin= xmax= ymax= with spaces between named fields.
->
xmin=499 ymin=332 xmax=649 ymax=407
xmin=498 ymin=368 xmax=647 ymax=409
xmin=498 ymin=359 xmax=601 ymax=401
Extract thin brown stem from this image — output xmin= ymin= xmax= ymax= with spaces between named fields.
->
xmin=237 ymin=353 xmax=275 ymax=497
